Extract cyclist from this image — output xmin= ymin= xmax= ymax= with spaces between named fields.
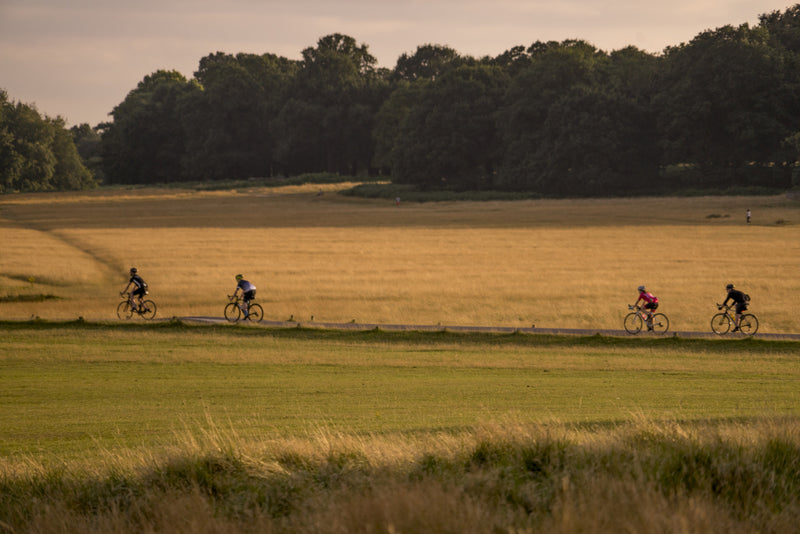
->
xmin=120 ymin=267 xmax=148 ymax=312
xmin=634 ymin=285 xmax=659 ymax=330
xmin=232 ymin=274 xmax=257 ymax=318
xmin=720 ymin=283 xmax=748 ymax=332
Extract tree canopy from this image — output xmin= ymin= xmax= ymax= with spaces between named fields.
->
xmin=6 ymin=5 xmax=800 ymax=195
xmin=0 ymin=90 xmax=95 ymax=193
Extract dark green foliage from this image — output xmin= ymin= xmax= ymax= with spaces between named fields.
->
xmin=70 ymin=123 xmax=104 ymax=183
xmin=0 ymin=90 xmax=95 ymax=193
xmin=392 ymin=65 xmax=509 ymax=190
xmin=654 ymin=24 xmax=799 ymax=187
xmin=272 ymin=34 xmax=388 ymax=176
xmin=182 ymin=52 xmax=298 ymax=180
xmin=101 ymin=70 xmax=198 ymax=184
xmin=31 ymin=5 xmax=800 ymax=195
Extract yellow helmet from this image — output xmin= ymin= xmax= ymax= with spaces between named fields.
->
xmin=235 ymin=274 xmax=244 ymax=281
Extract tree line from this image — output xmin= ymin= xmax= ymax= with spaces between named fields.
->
xmin=4 ymin=6 xmax=800 ymax=195
xmin=0 ymin=90 xmax=98 ymax=193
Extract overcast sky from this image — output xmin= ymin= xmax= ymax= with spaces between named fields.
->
xmin=1 ymin=0 xmax=795 ymax=126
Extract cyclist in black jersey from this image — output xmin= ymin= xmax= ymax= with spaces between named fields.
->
xmin=120 ymin=267 xmax=148 ymax=312
xmin=720 ymin=283 xmax=748 ymax=332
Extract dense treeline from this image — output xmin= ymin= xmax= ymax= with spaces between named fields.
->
xmin=0 ymin=90 xmax=97 ymax=193
xmin=5 ymin=6 xmax=800 ymax=195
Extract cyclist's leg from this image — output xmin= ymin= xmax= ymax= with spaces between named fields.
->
xmin=243 ymin=290 xmax=254 ymax=316
xmin=135 ymin=289 xmax=146 ymax=311
xmin=733 ymin=303 xmax=745 ymax=330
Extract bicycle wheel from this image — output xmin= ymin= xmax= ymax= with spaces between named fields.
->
xmin=651 ymin=313 xmax=669 ymax=334
xmin=140 ymin=300 xmax=157 ymax=320
xmin=116 ymin=301 xmax=133 ymax=319
xmin=246 ymin=303 xmax=263 ymax=322
xmin=624 ymin=312 xmax=643 ymax=334
xmin=224 ymin=302 xmax=241 ymax=322
xmin=738 ymin=314 xmax=759 ymax=336
xmin=711 ymin=313 xmax=731 ymax=334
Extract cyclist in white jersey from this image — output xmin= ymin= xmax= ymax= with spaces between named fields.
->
xmin=233 ymin=274 xmax=257 ymax=317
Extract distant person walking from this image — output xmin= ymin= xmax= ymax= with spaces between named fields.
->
xmin=746 ymin=208 xmax=751 ymax=224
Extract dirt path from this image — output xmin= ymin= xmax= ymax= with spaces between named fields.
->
xmin=179 ymin=317 xmax=800 ymax=340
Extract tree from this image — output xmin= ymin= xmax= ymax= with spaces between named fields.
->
xmin=102 ymin=70 xmax=197 ymax=184
xmin=392 ymin=65 xmax=509 ymax=190
xmin=70 ymin=123 xmax=104 ymax=182
xmin=273 ymin=34 xmax=387 ymax=175
xmin=0 ymin=89 xmax=96 ymax=192
xmin=654 ymin=24 xmax=797 ymax=186
xmin=372 ymin=80 xmax=428 ymax=172
xmin=527 ymin=87 xmax=659 ymax=195
xmin=497 ymin=40 xmax=607 ymax=191
xmin=182 ymin=52 xmax=298 ymax=179
xmin=759 ymin=4 xmax=800 ymax=52
xmin=50 ymin=117 xmax=94 ymax=190
xmin=393 ymin=44 xmax=462 ymax=81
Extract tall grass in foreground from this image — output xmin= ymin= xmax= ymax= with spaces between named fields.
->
xmin=2 ymin=417 xmax=798 ymax=533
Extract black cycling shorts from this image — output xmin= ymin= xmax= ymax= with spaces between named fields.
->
xmin=244 ymin=289 xmax=256 ymax=301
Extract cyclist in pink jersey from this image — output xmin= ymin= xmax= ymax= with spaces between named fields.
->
xmin=634 ymin=285 xmax=659 ymax=330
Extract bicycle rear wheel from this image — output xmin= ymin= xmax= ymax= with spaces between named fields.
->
xmin=624 ymin=313 xmax=643 ymax=334
xmin=224 ymin=302 xmax=240 ymax=322
xmin=738 ymin=314 xmax=758 ymax=336
xmin=710 ymin=313 xmax=731 ymax=334
xmin=140 ymin=300 xmax=157 ymax=320
xmin=246 ymin=303 xmax=263 ymax=322
xmin=117 ymin=301 xmax=133 ymax=319
xmin=651 ymin=313 xmax=669 ymax=334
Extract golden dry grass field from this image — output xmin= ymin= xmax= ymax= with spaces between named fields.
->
xmin=1 ymin=184 xmax=799 ymax=332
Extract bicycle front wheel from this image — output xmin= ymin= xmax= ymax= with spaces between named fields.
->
xmin=651 ymin=313 xmax=669 ymax=334
xmin=224 ymin=302 xmax=240 ymax=322
xmin=140 ymin=300 xmax=157 ymax=320
xmin=117 ymin=301 xmax=133 ymax=319
xmin=624 ymin=312 xmax=643 ymax=334
xmin=711 ymin=313 xmax=731 ymax=334
xmin=739 ymin=314 xmax=758 ymax=336
xmin=246 ymin=303 xmax=264 ymax=322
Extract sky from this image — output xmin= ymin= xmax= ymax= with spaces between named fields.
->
xmin=1 ymin=0 xmax=796 ymax=127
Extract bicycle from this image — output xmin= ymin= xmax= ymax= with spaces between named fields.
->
xmin=624 ymin=305 xmax=669 ymax=334
xmin=224 ymin=294 xmax=263 ymax=323
xmin=117 ymin=292 xmax=157 ymax=320
xmin=711 ymin=304 xmax=758 ymax=336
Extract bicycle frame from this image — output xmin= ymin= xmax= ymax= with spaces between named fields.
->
xmin=711 ymin=304 xmax=758 ymax=336
xmin=117 ymin=292 xmax=156 ymax=320
xmin=224 ymin=295 xmax=263 ymax=323
xmin=624 ymin=305 xmax=669 ymax=335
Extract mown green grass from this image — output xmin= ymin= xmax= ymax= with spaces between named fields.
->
xmin=2 ymin=321 xmax=798 ymax=465
xmin=1 ymin=321 xmax=799 ymax=532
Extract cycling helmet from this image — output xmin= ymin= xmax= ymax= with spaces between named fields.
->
xmin=130 ymin=267 xmax=137 ymax=274
xmin=637 ymin=285 xmax=645 ymax=292
xmin=726 ymin=283 xmax=734 ymax=290
xmin=235 ymin=274 xmax=244 ymax=281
